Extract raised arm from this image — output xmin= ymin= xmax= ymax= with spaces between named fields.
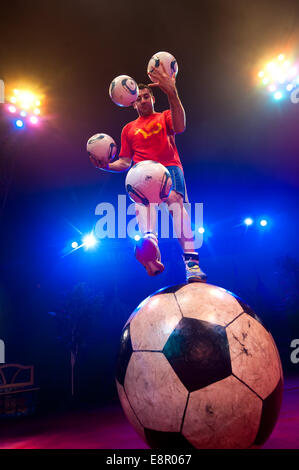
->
xmin=147 ymin=63 xmax=186 ymax=134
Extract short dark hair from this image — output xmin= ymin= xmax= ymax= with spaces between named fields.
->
xmin=138 ymin=83 xmax=154 ymax=96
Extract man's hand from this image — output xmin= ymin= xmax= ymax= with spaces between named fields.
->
xmin=147 ymin=62 xmax=177 ymax=97
xmin=148 ymin=62 xmax=186 ymax=134
xmin=89 ymin=154 xmax=109 ymax=170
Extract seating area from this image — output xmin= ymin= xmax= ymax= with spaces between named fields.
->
xmin=0 ymin=364 xmax=39 ymax=418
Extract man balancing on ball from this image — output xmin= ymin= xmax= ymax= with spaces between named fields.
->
xmin=92 ymin=63 xmax=206 ymax=282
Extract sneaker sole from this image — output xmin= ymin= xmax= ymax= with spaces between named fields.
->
xmin=135 ymin=238 xmax=164 ymax=276
xmin=188 ymin=276 xmax=207 ymax=283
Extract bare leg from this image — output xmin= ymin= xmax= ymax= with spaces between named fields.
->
xmin=166 ymin=191 xmax=207 ymax=282
xmin=135 ymin=202 xmax=158 ymax=236
xmin=165 ymin=191 xmax=195 ymax=252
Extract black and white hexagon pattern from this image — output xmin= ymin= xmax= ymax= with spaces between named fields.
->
xmin=115 ymin=283 xmax=283 ymax=449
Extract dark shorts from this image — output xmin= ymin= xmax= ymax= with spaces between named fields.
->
xmin=166 ymin=165 xmax=188 ymax=203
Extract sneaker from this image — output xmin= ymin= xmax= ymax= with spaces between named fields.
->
xmin=183 ymin=252 xmax=207 ymax=283
xmin=135 ymin=233 xmax=164 ymax=276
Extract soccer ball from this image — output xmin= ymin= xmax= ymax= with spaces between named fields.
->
xmin=109 ymin=75 xmax=139 ymax=107
xmin=147 ymin=51 xmax=178 ymax=82
xmin=87 ymin=133 xmax=117 ymax=166
xmin=125 ymin=161 xmax=172 ymax=206
xmin=116 ymin=283 xmax=283 ymax=449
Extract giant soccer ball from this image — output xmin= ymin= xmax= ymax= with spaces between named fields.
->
xmin=109 ymin=75 xmax=139 ymax=107
xmin=125 ymin=160 xmax=172 ymax=206
xmin=147 ymin=51 xmax=178 ymax=82
xmin=116 ymin=283 xmax=283 ymax=449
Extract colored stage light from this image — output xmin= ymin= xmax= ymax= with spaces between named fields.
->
xmin=274 ymin=91 xmax=283 ymax=100
xmin=71 ymin=241 xmax=79 ymax=249
xmin=289 ymin=66 xmax=297 ymax=77
xmin=260 ymin=219 xmax=268 ymax=227
xmin=134 ymin=235 xmax=141 ymax=241
xmin=19 ymin=91 xmax=34 ymax=107
xmin=4 ymin=85 xmax=44 ymax=129
xmin=82 ymin=233 xmax=97 ymax=248
xmin=257 ymin=53 xmax=298 ymax=100
xmin=266 ymin=62 xmax=276 ymax=72
xmin=8 ymin=88 xmax=42 ymax=113
xmin=198 ymin=227 xmax=205 ymax=234
xmin=244 ymin=218 xmax=253 ymax=226
xmin=29 ymin=116 xmax=38 ymax=124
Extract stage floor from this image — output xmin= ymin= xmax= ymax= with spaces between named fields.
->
xmin=0 ymin=376 xmax=298 ymax=449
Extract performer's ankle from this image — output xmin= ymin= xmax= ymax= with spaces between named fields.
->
xmin=183 ymin=251 xmax=199 ymax=261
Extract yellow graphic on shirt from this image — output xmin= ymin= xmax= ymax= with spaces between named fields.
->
xmin=134 ymin=122 xmax=162 ymax=139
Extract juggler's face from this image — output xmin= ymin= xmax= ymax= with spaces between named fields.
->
xmin=133 ymin=88 xmax=155 ymax=117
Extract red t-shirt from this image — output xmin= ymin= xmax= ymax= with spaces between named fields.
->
xmin=119 ymin=110 xmax=183 ymax=171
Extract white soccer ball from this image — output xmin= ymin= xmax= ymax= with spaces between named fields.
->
xmin=125 ymin=160 xmax=172 ymax=205
xmin=147 ymin=51 xmax=178 ymax=82
xmin=109 ymin=75 xmax=139 ymax=107
xmin=87 ymin=133 xmax=117 ymax=167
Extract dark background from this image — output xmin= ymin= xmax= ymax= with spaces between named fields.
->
xmin=0 ymin=0 xmax=298 ymax=411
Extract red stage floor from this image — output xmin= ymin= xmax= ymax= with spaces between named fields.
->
xmin=0 ymin=376 xmax=298 ymax=449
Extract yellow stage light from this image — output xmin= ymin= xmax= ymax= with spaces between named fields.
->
xmin=266 ymin=62 xmax=276 ymax=71
xmin=8 ymin=87 xmax=44 ymax=115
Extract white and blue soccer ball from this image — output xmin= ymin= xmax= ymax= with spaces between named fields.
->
xmin=87 ymin=133 xmax=117 ymax=166
xmin=109 ymin=75 xmax=139 ymax=107
xmin=125 ymin=160 xmax=172 ymax=206
xmin=147 ymin=51 xmax=178 ymax=82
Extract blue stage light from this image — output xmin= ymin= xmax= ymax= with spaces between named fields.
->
xmin=244 ymin=217 xmax=253 ymax=226
xmin=15 ymin=119 xmax=24 ymax=128
xmin=198 ymin=227 xmax=205 ymax=234
xmin=134 ymin=235 xmax=141 ymax=241
xmin=71 ymin=241 xmax=79 ymax=249
xmin=82 ymin=232 xmax=98 ymax=249
xmin=260 ymin=219 xmax=268 ymax=227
